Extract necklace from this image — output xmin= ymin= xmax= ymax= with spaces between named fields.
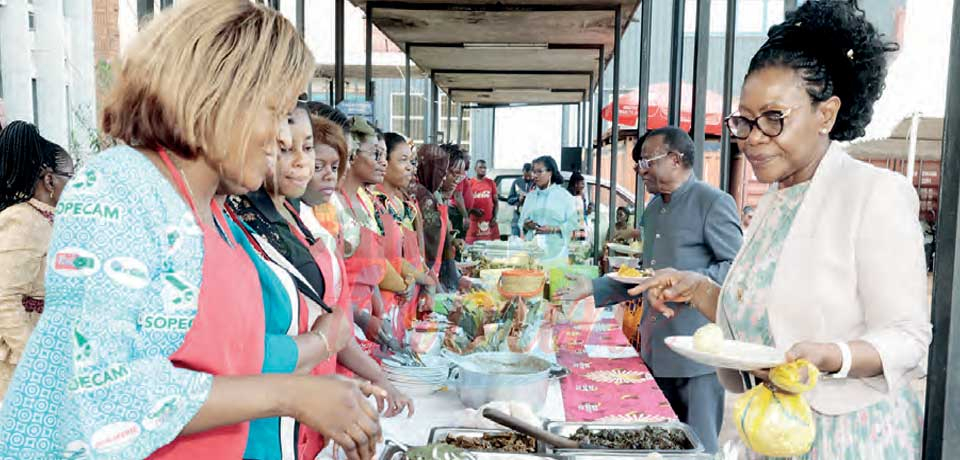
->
xmin=28 ymin=201 xmax=54 ymax=225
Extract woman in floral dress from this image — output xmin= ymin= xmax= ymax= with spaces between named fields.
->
xmin=631 ymin=2 xmax=929 ymax=458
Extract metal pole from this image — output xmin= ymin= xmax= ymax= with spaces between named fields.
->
xmin=296 ymin=0 xmax=304 ymax=36
xmin=490 ymin=107 xmax=497 ymax=156
xmin=720 ymin=0 xmax=738 ymax=193
xmin=405 ymin=44 xmax=412 ymax=136
xmin=334 ymin=0 xmax=345 ymax=104
xmin=608 ymin=6 xmax=622 ymax=243
xmin=365 ymin=3 xmax=373 ymax=102
xmin=635 ymin=0 xmax=653 ymax=223
xmin=586 ymin=75 xmax=595 ymax=175
xmin=446 ymin=95 xmax=453 ymax=141
xmin=668 ymin=0 xmax=685 ymax=126
xmin=430 ymin=81 xmax=439 ymax=142
xmin=577 ymin=102 xmax=583 ymax=146
xmin=458 ymin=103 xmax=465 ymax=145
xmin=923 ymin=1 xmax=960 ymax=457
xmin=561 ymin=106 xmax=570 ymax=147
xmin=689 ymin=0 xmax=711 ymax=180
xmin=328 ymin=80 xmax=334 ymax=105
xmin=593 ymin=46 xmax=605 ymax=263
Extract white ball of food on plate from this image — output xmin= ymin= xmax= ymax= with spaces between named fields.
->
xmin=693 ymin=323 xmax=725 ymax=352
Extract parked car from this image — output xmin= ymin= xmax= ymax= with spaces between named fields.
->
xmin=488 ymin=169 xmax=636 ymax=243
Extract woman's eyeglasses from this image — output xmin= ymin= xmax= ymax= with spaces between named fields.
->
xmin=725 ymin=108 xmax=793 ymax=140
xmin=356 ymin=146 xmax=386 ymax=161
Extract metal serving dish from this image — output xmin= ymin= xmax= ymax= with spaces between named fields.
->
xmin=428 ymin=427 xmax=547 ymax=457
xmin=542 ymin=421 xmax=704 ymax=456
xmin=427 ymin=427 xmax=528 ymax=445
xmin=558 ymin=454 xmax=714 ymax=459
xmin=450 ymin=352 xmax=565 ymax=412
xmin=380 ymin=439 xmax=556 ymax=460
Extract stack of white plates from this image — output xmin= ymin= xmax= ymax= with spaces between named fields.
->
xmin=381 ymin=355 xmax=451 ymax=396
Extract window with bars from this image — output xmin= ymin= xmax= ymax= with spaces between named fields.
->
xmin=137 ymin=0 xmax=153 ymax=25
xmin=31 ymin=78 xmax=39 ymax=126
xmin=390 ymin=93 xmax=472 ymax=146
xmin=682 ymin=0 xmax=786 ymax=35
xmin=390 ymin=93 xmax=427 ymax=144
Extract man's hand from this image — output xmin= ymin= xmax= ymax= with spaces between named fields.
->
xmin=553 ymin=274 xmax=593 ymax=302
xmin=626 ymin=268 xmax=708 ymax=318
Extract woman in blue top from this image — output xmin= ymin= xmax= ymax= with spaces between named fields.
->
xmin=0 ymin=3 xmax=381 ymax=460
xmin=520 ymin=156 xmax=579 ymax=264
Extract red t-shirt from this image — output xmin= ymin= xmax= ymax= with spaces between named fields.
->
xmin=449 ymin=178 xmax=474 ymax=209
xmin=469 ymin=177 xmax=497 ymax=221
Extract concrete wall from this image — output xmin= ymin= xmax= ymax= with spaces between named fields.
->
xmin=0 ymin=0 xmax=96 ymax=157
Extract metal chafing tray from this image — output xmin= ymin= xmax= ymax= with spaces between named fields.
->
xmin=380 ymin=439 xmax=556 ymax=460
xmin=428 ymin=427 xmax=546 ymax=455
xmin=541 ymin=421 xmax=704 ymax=456
xmin=557 ymin=454 xmax=714 ymax=459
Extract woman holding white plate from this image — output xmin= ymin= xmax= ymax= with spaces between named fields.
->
xmin=631 ymin=2 xmax=930 ymax=458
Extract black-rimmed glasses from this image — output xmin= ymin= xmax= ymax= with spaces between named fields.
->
xmin=725 ymin=108 xmax=794 ymax=140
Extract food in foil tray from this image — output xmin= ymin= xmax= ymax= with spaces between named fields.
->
xmin=443 ymin=432 xmax=537 ymax=453
xmin=569 ymin=426 xmax=695 ymax=451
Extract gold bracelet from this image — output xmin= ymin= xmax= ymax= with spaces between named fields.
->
xmin=314 ymin=329 xmax=331 ymax=354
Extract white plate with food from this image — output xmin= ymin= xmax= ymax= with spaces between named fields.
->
xmin=664 ymin=334 xmax=786 ymax=371
xmin=604 ymin=266 xmax=654 ymax=284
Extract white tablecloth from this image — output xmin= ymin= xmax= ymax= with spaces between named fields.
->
xmin=315 ymin=381 xmax=565 ymax=459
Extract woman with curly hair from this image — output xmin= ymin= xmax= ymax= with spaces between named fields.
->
xmin=630 ymin=1 xmax=929 ymax=458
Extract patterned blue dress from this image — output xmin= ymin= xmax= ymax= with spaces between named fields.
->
xmin=0 ymin=147 xmax=213 ymax=459
xmin=721 ymin=183 xmax=924 ymax=459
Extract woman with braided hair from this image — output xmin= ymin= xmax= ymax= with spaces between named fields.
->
xmin=0 ymin=121 xmax=73 ymax=400
xmin=630 ymin=1 xmax=929 ymax=458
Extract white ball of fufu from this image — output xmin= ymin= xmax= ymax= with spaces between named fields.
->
xmin=693 ymin=323 xmax=725 ymax=352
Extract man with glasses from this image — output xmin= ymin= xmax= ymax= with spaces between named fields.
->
xmin=557 ymin=126 xmax=742 ymax=453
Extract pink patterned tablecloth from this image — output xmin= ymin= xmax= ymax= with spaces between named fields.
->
xmin=555 ymin=301 xmax=677 ymax=423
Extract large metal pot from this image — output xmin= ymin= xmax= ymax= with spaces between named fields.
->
xmin=451 ymin=352 xmax=563 ymax=412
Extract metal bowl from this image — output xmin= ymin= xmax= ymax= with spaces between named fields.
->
xmin=451 ymin=352 xmax=562 ymax=412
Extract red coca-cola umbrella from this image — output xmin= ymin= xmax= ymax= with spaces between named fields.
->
xmin=602 ymin=82 xmax=731 ymax=136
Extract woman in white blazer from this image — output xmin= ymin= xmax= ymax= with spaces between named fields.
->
xmin=630 ymin=1 xmax=931 ymax=458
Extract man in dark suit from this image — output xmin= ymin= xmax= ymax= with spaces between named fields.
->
xmin=558 ymin=126 xmax=742 ymax=453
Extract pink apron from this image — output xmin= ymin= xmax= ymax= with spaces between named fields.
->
xmin=149 ymin=149 xmax=265 ymax=460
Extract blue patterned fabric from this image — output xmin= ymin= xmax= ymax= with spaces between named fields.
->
xmin=0 ymin=146 xmax=212 ymax=459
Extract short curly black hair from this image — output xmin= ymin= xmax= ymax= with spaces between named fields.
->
xmin=747 ymin=0 xmax=898 ymax=141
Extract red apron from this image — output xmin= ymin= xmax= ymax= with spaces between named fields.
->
xmin=340 ymin=189 xmax=387 ymax=357
xmin=400 ymin=225 xmax=423 ymax=329
xmin=149 ymin=149 xmax=265 ymax=460
xmin=282 ymin=203 xmax=349 ymax=460
xmin=466 ymin=216 xmax=501 ymax=244
xmin=340 ymin=190 xmax=387 ymax=310
xmin=378 ymin=204 xmax=406 ymax=339
xmin=433 ymin=203 xmax=449 ymax=274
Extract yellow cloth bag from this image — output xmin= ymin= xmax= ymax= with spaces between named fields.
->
xmin=733 ymin=359 xmax=820 ymax=457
